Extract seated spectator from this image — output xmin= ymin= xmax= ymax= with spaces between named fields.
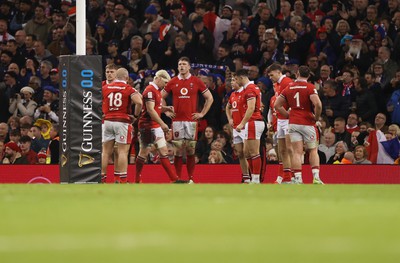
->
xmin=1 ymin=141 xmax=28 ymax=164
xmin=327 ymin=141 xmax=348 ymax=164
xmin=19 ymin=135 xmax=37 ymax=164
xmin=208 ymin=149 xmax=226 ymax=164
xmin=0 ymin=122 xmax=10 ymax=143
xmin=30 ymin=125 xmax=49 ymax=153
xmin=37 ymin=149 xmax=47 ymax=164
xmin=9 ymin=129 xmax=21 ymax=145
xmin=195 ymin=126 xmax=216 ymax=164
xmin=388 ymin=124 xmax=400 ymax=138
xmin=341 ymin=151 xmax=354 ymax=164
xmin=215 ymin=130 xmax=233 ymax=162
xmin=47 ymin=123 xmax=59 ymax=164
xmin=333 ymin=117 xmax=352 ymax=146
xmin=353 ymin=145 xmax=372 ymax=164
xmin=34 ymin=86 xmax=59 ymax=123
xmin=0 ymin=140 xmax=4 ymax=161
xmin=319 ymin=131 xmax=336 ymax=162
xmin=8 ymin=86 xmax=37 ymax=118
xmin=266 ymin=148 xmax=279 ymax=164
xmin=7 ymin=116 xmax=20 ymax=131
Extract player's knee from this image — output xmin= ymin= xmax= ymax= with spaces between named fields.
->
xmin=155 ymin=137 xmax=167 ymax=149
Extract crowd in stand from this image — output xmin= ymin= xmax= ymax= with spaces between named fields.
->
xmin=0 ymin=0 xmax=399 ymax=165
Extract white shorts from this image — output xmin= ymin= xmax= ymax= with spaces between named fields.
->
xmin=102 ymin=120 xmax=132 ymax=144
xmin=245 ymin=120 xmax=265 ymax=140
xmin=233 ymin=128 xmax=246 ymax=144
xmin=277 ymin=119 xmax=289 ymax=139
xmin=139 ymin=126 xmax=164 ymax=147
xmin=288 ymin=124 xmax=319 ymax=149
xmin=172 ymin=121 xmax=197 ymax=141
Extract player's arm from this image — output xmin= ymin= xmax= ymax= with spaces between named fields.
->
xmin=161 ymin=89 xmax=169 ymax=99
xmin=131 ymin=92 xmax=143 ymax=118
xmin=237 ymin=98 xmax=255 ymax=128
xmin=225 ymin=102 xmax=234 ymax=127
xmin=146 ymin=100 xmax=169 ymax=132
xmin=193 ymin=90 xmax=214 ymax=120
xmin=274 ymin=95 xmax=289 ymax=118
xmin=310 ymin=93 xmax=322 ymax=121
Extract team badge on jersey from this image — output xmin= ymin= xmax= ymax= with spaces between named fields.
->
xmin=180 ymin=88 xmax=188 ymax=95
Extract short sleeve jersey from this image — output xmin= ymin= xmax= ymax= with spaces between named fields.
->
xmin=227 ymin=88 xmax=245 ymax=128
xmin=276 ymin=76 xmax=292 ymax=120
xmin=280 ymin=80 xmax=318 ymax=125
xmin=139 ymin=83 xmax=162 ymax=129
xmin=163 ymin=74 xmax=208 ymax=121
xmin=243 ymin=82 xmax=263 ymax=121
xmin=102 ymin=81 xmax=137 ymax=123
xmin=269 ymin=94 xmax=278 ymax=132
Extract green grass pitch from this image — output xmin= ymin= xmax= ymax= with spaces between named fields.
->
xmin=1 ymin=185 xmax=400 ymax=263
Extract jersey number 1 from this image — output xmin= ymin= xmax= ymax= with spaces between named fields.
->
xmin=108 ymin=92 xmax=123 ymax=107
xmin=294 ymin=92 xmax=300 ymax=107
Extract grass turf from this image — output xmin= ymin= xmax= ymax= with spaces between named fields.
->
xmin=1 ymin=184 xmax=400 ymax=263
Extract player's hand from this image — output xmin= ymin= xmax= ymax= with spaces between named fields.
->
xmin=161 ymin=123 xmax=169 ymax=133
xmin=165 ymin=111 xmax=176 ymax=119
xmin=192 ymin=112 xmax=204 ymax=120
xmin=236 ymin=123 xmax=244 ymax=132
xmin=228 ymin=119 xmax=234 ymax=128
xmin=164 ymin=106 xmax=174 ymax=113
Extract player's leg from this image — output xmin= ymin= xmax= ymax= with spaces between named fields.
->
xmin=115 ymin=143 xmax=130 ymax=183
xmin=304 ymin=126 xmax=323 ymax=184
xmin=101 ymin=121 xmax=115 ymax=183
xmin=245 ymin=121 xmax=264 ymax=184
xmin=101 ymin=140 xmax=114 ymax=183
xmin=184 ymin=121 xmax=198 ymax=182
xmin=156 ymin=138 xmax=180 ymax=182
xmin=289 ymin=125 xmax=304 ymax=184
xmin=113 ymin=123 xmax=133 ymax=183
xmin=234 ymin=142 xmax=250 ymax=183
xmin=279 ymin=119 xmax=293 ymax=183
xmin=171 ymin=121 xmax=184 ymax=178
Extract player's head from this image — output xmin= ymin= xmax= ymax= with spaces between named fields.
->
xmin=297 ymin=65 xmax=310 ymax=79
xmin=233 ymin=68 xmax=249 ymax=86
xmin=115 ymin=68 xmax=129 ymax=82
xmin=178 ymin=57 xmax=191 ymax=76
xmin=154 ymin=70 xmax=171 ymax=87
xmin=266 ymin=63 xmax=283 ymax=83
xmin=105 ymin=63 xmax=119 ymax=82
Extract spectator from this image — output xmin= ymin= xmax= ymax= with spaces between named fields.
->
xmin=103 ymin=39 xmax=128 ymax=67
xmin=195 ymin=126 xmax=216 ymax=164
xmin=1 ymin=141 xmax=28 ymax=164
xmin=94 ymin=23 xmax=111 ymax=56
xmin=34 ymin=86 xmax=59 ymax=123
xmin=0 ymin=122 xmax=9 ymax=143
xmin=319 ymin=131 xmax=336 ymax=163
xmin=333 ymin=117 xmax=352 ymax=146
xmin=19 ymin=135 xmax=37 ymax=164
xmin=374 ymin=112 xmax=389 ymax=133
xmin=46 ymin=124 xmax=59 ymax=164
xmin=8 ymin=86 xmax=37 ymax=118
xmin=327 ymin=141 xmax=348 ymax=164
xmin=30 ymin=125 xmax=49 ymax=153
xmin=321 ymin=79 xmax=350 ymax=125
xmin=341 ymin=151 xmax=355 ymax=164
xmin=346 ymin=113 xmax=360 ymax=134
xmin=353 ymin=76 xmax=378 ymax=124
xmin=0 ymin=19 xmax=14 ymax=42
xmin=33 ymin=40 xmax=58 ymax=68
xmin=24 ymin=5 xmax=53 ymax=45
xmin=208 ymin=149 xmax=227 ymax=164
xmin=37 ymin=149 xmax=47 ymax=164
xmin=190 ymin=15 xmax=215 ymax=64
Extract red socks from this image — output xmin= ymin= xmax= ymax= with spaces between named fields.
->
xmin=135 ymin=156 xmax=146 ymax=183
xmin=160 ymin=155 xmax=178 ymax=181
xmin=174 ymin=156 xmax=183 ymax=178
xmin=186 ymin=155 xmax=195 ymax=180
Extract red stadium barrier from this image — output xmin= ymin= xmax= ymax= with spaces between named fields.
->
xmin=0 ymin=164 xmax=399 ymax=184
